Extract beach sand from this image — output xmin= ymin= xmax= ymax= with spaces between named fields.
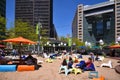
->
xmin=0 ymin=55 xmax=120 ymax=80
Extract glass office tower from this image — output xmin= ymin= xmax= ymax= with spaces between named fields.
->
xmin=72 ymin=0 xmax=120 ymax=44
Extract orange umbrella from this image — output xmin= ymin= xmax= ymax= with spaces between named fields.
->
xmin=3 ymin=36 xmax=36 ymax=44
xmin=2 ymin=36 xmax=37 ymax=62
xmin=109 ymin=44 xmax=120 ymax=48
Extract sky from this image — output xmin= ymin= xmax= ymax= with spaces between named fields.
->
xmin=6 ymin=0 xmax=108 ymax=37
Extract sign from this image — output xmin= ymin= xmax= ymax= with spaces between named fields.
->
xmin=36 ymin=23 xmax=39 ymax=34
xmin=68 ymin=38 xmax=72 ymax=46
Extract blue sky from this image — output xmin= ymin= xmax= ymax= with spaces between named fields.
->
xmin=6 ymin=0 xmax=108 ymax=37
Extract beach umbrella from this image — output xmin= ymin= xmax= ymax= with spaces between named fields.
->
xmin=3 ymin=36 xmax=36 ymax=44
xmin=109 ymin=44 xmax=120 ymax=48
xmin=2 ymin=36 xmax=36 ymax=63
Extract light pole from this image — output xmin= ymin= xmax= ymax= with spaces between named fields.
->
xmin=53 ymin=44 xmax=55 ymax=53
xmin=37 ymin=22 xmax=42 ymax=54
xmin=85 ymin=41 xmax=88 ymax=47
xmin=99 ymin=39 xmax=104 ymax=49
xmin=117 ymin=36 xmax=120 ymax=44
xmin=72 ymin=42 xmax=76 ymax=50
xmin=87 ymin=42 xmax=92 ymax=48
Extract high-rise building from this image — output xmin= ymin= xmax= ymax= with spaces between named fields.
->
xmin=0 ymin=0 xmax=6 ymax=17
xmin=72 ymin=0 xmax=120 ymax=44
xmin=15 ymin=0 xmax=57 ymax=39
xmin=0 ymin=0 xmax=6 ymax=40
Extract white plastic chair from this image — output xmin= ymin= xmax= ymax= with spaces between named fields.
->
xmin=59 ymin=65 xmax=71 ymax=76
xmin=56 ymin=56 xmax=63 ymax=59
xmin=98 ymin=56 xmax=105 ymax=61
xmin=43 ymin=53 xmax=50 ymax=58
xmin=37 ymin=60 xmax=43 ymax=64
xmin=101 ymin=60 xmax=112 ymax=68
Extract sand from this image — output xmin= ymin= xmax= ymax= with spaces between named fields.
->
xmin=0 ymin=55 xmax=120 ymax=80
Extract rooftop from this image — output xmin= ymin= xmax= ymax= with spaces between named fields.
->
xmin=83 ymin=0 xmax=114 ymax=11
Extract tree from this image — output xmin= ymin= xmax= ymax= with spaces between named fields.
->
xmin=7 ymin=19 xmax=37 ymax=41
xmin=60 ymin=36 xmax=68 ymax=42
xmin=0 ymin=16 xmax=6 ymax=40
xmin=72 ymin=38 xmax=85 ymax=48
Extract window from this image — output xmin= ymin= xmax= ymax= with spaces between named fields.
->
xmin=88 ymin=24 xmax=92 ymax=31
xmin=96 ymin=20 xmax=103 ymax=35
xmin=106 ymin=21 xmax=111 ymax=30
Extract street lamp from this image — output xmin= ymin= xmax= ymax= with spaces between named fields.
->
xmin=99 ymin=39 xmax=104 ymax=49
xmin=53 ymin=44 xmax=55 ymax=53
xmin=85 ymin=41 xmax=88 ymax=47
xmin=117 ymin=36 xmax=120 ymax=43
xmin=116 ymin=41 xmax=119 ymax=44
xmin=61 ymin=42 xmax=63 ymax=45
xmin=64 ymin=43 xmax=66 ymax=46
xmin=87 ymin=42 xmax=92 ymax=48
xmin=58 ymin=44 xmax=60 ymax=46
xmin=99 ymin=39 xmax=104 ymax=45
xmin=47 ymin=41 xmax=50 ymax=45
xmin=37 ymin=22 xmax=42 ymax=54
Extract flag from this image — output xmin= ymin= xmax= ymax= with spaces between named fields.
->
xmin=68 ymin=38 xmax=72 ymax=46
xmin=36 ymin=23 xmax=39 ymax=34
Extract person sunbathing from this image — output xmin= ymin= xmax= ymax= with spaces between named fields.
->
xmin=85 ymin=57 xmax=93 ymax=67
xmin=75 ymin=57 xmax=95 ymax=71
xmin=84 ymin=57 xmax=95 ymax=71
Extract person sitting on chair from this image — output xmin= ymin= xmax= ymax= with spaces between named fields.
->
xmin=68 ymin=57 xmax=73 ymax=69
xmin=61 ymin=58 xmax=67 ymax=66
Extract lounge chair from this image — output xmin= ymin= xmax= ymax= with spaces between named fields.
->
xmin=100 ymin=60 xmax=112 ymax=68
xmin=59 ymin=65 xmax=71 ymax=76
xmin=43 ymin=53 xmax=50 ymax=58
xmin=98 ymin=56 xmax=104 ymax=61
xmin=56 ymin=55 xmax=63 ymax=59
xmin=37 ymin=60 xmax=43 ymax=64
xmin=45 ymin=58 xmax=53 ymax=63
xmin=71 ymin=68 xmax=82 ymax=75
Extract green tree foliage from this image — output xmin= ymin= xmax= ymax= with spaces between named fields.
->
xmin=72 ymin=38 xmax=85 ymax=48
xmin=7 ymin=19 xmax=49 ymax=45
xmin=7 ymin=19 xmax=37 ymax=41
xmin=40 ymin=37 xmax=48 ymax=46
xmin=0 ymin=16 xmax=6 ymax=40
xmin=60 ymin=36 xmax=68 ymax=42
xmin=36 ymin=25 xmax=49 ymax=46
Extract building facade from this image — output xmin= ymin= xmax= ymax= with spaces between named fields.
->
xmin=0 ymin=0 xmax=6 ymax=40
xmin=72 ymin=0 xmax=120 ymax=44
xmin=15 ymin=0 xmax=57 ymax=39
xmin=0 ymin=0 xmax=6 ymax=17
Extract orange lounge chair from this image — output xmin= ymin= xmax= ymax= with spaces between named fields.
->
xmin=17 ymin=65 xmax=35 ymax=71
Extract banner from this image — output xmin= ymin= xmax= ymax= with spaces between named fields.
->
xmin=36 ymin=23 xmax=39 ymax=34
xmin=68 ymin=38 xmax=72 ymax=46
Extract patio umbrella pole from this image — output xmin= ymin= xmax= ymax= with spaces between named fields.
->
xmin=19 ymin=42 xmax=22 ymax=64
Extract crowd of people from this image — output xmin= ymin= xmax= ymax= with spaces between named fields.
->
xmin=59 ymin=51 xmax=97 ymax=73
